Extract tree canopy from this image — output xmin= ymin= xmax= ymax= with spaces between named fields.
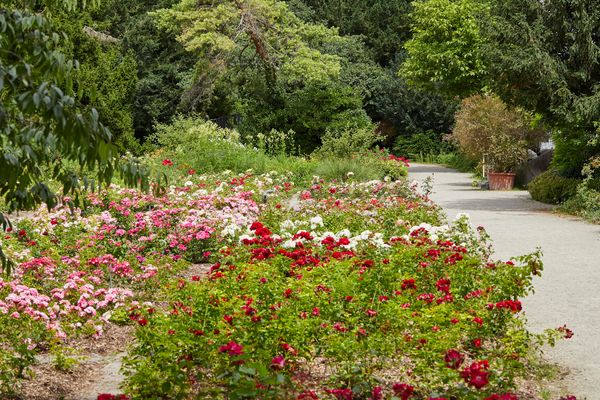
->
xmin=401 ymin=0 xmax=489 ymax=98
xmin=483 ymin=0 xmax=600 ymax=175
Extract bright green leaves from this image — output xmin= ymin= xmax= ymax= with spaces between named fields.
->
xmin=0 ymin=9 xmax=148 ymax=216
xmin=154 ymin=0 xmax=343 ymax=86
xmin=401 ymin=0 xmax=490 ymax=98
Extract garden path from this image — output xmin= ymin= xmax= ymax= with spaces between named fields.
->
xmin=409 ymin=164 xmax=600 ymax=400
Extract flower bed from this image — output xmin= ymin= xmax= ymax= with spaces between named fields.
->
xmin=0 ymin=170 xmax=569 ymax=399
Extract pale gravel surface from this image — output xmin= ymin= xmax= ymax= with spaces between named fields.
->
xmin=409 ymin=163 xmax=600 ymax=400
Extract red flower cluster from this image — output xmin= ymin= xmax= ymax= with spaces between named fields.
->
xmin=392 ymin=383 xmax=414 ymax=400
xmin=270 ymin=355 xmax=285 ymax=370
xmin=444 ymin=349 xmax=464 ymax=369
xmin=97 ymin=394 xmax=129 ymax=400
xmin=461 ymin=360 xmax=490 ymax=389
xmin=558 ymin=325 xmax=574 ymax=339
xmin=386 ymin=154 xmax=410 ymax=167
xmin=162 ymin=159 xmax=173 ymax=166
xmin=493 ymin=300 xmax=522 ymax=312
xmin=326 ymin=388 xmax=353 ymax=400
xmin=218 ymin=341 xmax=244 ymax=356
xmin=485 ymin=394 xmax=518 ymax=400
xmin=370 ymin=386 xmax=383 ymax=400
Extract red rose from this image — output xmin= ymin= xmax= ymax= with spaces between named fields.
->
xmin=270 ymin=355 xmax=285 ymax=370
xmin=392 ymin=383 xmax=414 ymax=400
xmin=444 ymin=349 xmax=464 ymax=369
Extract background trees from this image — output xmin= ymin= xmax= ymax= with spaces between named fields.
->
xmin=483 ymin=0 xmax=600 ymax=177
xmin=401 ymin=0 xmax=489 ymax=98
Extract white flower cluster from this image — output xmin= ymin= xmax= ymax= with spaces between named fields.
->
xmin=406 ymin=222 xmax=450 ymax=242
xmin=277 ymin=215 xmax=389 ymax=250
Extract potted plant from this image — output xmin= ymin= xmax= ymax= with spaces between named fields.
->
xmin=453 ymin=94 xmax=545 ymax=190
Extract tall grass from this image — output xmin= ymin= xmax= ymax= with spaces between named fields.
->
xmin=313 ymin=157 xmax=382 ymax=182
xmin=145 ymin=117 xmax=318 ymax=182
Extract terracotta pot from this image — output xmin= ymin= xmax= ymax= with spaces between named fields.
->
xmin=488 ymin=171 xmax=516 ymax=190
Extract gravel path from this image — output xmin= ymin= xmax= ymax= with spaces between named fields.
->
xmin=409 ymin=164 xmax=600 ymax=399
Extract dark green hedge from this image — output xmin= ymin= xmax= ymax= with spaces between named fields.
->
xmin=528 ymin=170 xmax=580 ymax=204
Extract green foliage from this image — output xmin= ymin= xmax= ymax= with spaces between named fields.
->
xmin=561 ymin=154 xmax=600 ymax=223
xmin=393 ymin=131 xmax=455 ymax=158
xmin=437 ymin=152 xmax=479 ymax=173
xmin=0 ymin=10 xmax=141 ymax=212
xmin=313 ymin=125 xmax=380 ymax=159
xmin=552 ymin=129 xmax=600 ymax=178
xmin=109 ymin=0 xmax=198 ymax=139
xmin=147 ymin=117 xmax=315 ymax=180
xmin=238 ymin=80 xmax=371 ymax=153
xmin=151 ymin=0 xmax=372 ymax=152
xmin=296 ymin=7 xmax=458 ymax=141
xmin=484 ymin=0 xmax=600 ymax=130
xmin=313 ymin=157 xmax=382 ymax=182
xmin=0 ymin=310 xmax=49 ymax=395
xmin=288 ymin=0 xmax=413 ymax=65
xmin=528 ymin=170 xmax=580 ymax=205
xmin=484 ymin=0 xmax=600 ymax=176
xmin=367 ymin=69 xmax=458 ymax=140
xmin=402 ymin=0 xmax=489 ymax=98
xmin=77 ymin=48 xmax=139 ymax=151
xmin=561 ymin=186 xmax=600 ymax=224
xmin=45 ymin=7 xmax=141 ymax=152
xmin=452 ymin=94 xmax=546 ymax=173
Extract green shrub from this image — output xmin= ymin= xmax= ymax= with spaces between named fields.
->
xmin=453 ymin=94 xmax=547 ymax=172
xmin=313 ymin=125 xmax=380 ymax=159
xmin=393 ymin=131 xmax=455 ymax=158
xmin=412 ymin=152 xmax=479 ymax=174
xmin=313 ymin=157 xmax=381 ymax=182
xmin=146 ymin=116 xmax=314 ymax=181
xmin=561 ymin=186 xmax=600 ymax=223
xmin=528 ymin=170 xmax=580 ymax=204
xmin=552 ymin=130 xmax=600 ymax=178
xmin=560 ymin=155 xmax=600 ymax=223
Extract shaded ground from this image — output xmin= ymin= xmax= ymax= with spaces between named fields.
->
xmin=20 ymin=324 xmax=132 ymax=400
xmin=409 ymin=164 xmax=600 ymax=399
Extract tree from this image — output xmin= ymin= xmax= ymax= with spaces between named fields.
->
xmin=86 ymin=0 xmax=194 ymax=142
xmin=287 ymin=0 xmax=413 ymax=65
xmin=0 ymin=3 xmax=147 ymax=272
xmin=452 ymin=94 xmax=546 ymax=172
xmin=401 ymin=0 xmax=489 ymax=98
xmin=153 ymin=0 xmax=370 ymax=152
xmin=286 ymin=1 xmax=458 ymax=144
xmin=483 ymin=0 xmax=600 ymax=176
xmin=47 ymin=8 xmax=140 ymax=152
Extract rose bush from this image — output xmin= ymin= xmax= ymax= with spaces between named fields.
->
xmin=0 ymin=161 xmax=569 ymax=398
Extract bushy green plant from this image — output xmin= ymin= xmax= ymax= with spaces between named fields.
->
xmin=561 ymin=186 xmax=600 ymax=223
xmin=438 ymin=152 xmax=480 ymax=173
xmin=148 ymin=117 xmax=309 ymax=178
xmin=453 ymin=94 xmax=546 ymax=173
xmin=313 ymin=125 xmax=380 ymax=159
xmin=528 ymin=170 xmax=580 ymax=204
xmin=393 ymin=131 xmax=455 ymax=158
xmin=313 ymin=157 xmax=381 ymax=182
xmin=561 ymin=155 xmax=600 ymax=223
xmin=552 ymin=130 xmax=600 ymax=178
xmin=0 ymin=309 xmax=49 ymax=394
xmin=253 ymin=129 xmax=297 ymax=157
